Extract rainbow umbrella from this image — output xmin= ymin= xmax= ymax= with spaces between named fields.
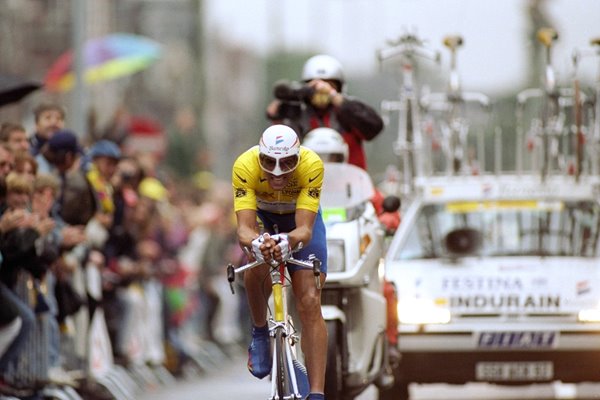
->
xmin=45 ymin=33 xmax=161 ymax=92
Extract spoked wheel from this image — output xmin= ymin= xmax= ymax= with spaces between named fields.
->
xmin=324 ymin=320 xmax=345 ymax=400
xmin=274 ymin=327 xmax=290 ymax=399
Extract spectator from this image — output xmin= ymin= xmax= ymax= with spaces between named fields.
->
xmin=0 ymin=172 xmax=57 ymax=390
xmin=14 ymin=152 xmax=38 ymax=185
xmin=30 ymin=103 xmax=66 ymax=156
xmin=0 ymin=122 xmax=30 ymax=154
xmin=61 ymin=139 xmax=121 ymax=230
xmin=0 ymin=143 xmax=15 ymax=180
xmin=0 ymin=171 xmax=36 ymax=377
xmin=31 ymin=131 xmax=87 ymax=271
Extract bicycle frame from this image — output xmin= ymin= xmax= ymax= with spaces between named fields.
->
xmin=227 ymin=255 xmax=321 ymax=400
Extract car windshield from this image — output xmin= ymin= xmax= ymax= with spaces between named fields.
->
xmin=394 ymin=200 xmax=600 ymax=260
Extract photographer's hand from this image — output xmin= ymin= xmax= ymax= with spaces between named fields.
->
xmin=307 ymin=79 xmax=344 ymax=108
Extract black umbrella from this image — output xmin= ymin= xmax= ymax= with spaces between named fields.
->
xmin=0 ymin=73 xmax=42 ymax=108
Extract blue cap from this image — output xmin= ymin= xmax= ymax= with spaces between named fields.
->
xmin=89 ymin=140 xmax=121 ymax=160
xmin=48 ymin=130 xmax=82 ymax=153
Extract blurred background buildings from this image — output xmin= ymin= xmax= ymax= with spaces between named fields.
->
xmin=0 ymin=0 xmax=598 ymax=180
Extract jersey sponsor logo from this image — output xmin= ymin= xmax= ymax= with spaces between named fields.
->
xmin=477 ymin=331 xmax=557 ymax=349
xmin=260 ymin=177 xmax=267 ymax=183
xmin=235 ymin=188 xmax=247 ymax=198
xmin=308 ymin=187 xmax=320 ymax=199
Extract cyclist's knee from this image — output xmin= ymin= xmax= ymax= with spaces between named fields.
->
xmin=296 ymin=292 xmax=321 ymax=317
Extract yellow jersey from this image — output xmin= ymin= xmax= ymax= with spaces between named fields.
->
xmin=232 ymin=146 xmax=324 ymax=214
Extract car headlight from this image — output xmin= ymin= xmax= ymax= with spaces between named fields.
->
xmin=398 ymin=297 xmax=451 ymax=325
xmin=327 ymin=239 xmax=346 ymax=273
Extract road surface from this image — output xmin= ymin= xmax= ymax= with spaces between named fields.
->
xmin=142 ymin=346 xmax=600 ymax=400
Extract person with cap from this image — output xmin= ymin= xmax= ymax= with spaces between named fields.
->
xmin=35 ymin=129 xmax=82 ymax=176
xmin=61 ymin=139 xmax=122 ymax=230
xmin=232 ymin=124 xmax=328 ymax=400
xmin=266 ymin=54 xmax=384 ymax=170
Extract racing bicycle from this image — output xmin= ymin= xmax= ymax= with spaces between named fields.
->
xmin=420 ymin=34 xmax=490 ymax=176
xmin=377 ymin=33 xmax=440 ymax=195
xmin=516 ymin=27 xmax=589 ymax=180
xmin=227 ymin=252 xmax=322 ymax=400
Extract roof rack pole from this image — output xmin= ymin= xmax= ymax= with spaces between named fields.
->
xmin=516 ymin=104 xmax=524 ymax=175
xmin=591 ymin=39 xmax=600 ymax=176
xmin=495 ymin=126 xmax=502 ymax=176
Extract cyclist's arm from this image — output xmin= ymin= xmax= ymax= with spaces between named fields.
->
xmin=288 ymin=208 xmax=317 ymax=251
xmin=235 ymin=209 xmax=259 ymax=249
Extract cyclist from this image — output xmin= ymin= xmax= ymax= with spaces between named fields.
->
xmin=266 ymin=54 xmax=384 ymax=170
xmin=232 ymin=124 xmax=327 ymax=400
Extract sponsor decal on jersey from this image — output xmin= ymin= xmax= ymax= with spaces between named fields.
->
xmin=308 ymin=187 xmax=320 ymax=199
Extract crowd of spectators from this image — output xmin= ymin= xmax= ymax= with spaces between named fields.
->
xmin=0 ymin=102 xmax=243 ymax=397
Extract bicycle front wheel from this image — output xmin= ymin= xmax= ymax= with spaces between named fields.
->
xmin=274 ymin=326 xmax=290 ymax=399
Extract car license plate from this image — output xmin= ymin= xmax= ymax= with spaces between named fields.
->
xmin=475 ymin=362 xmax=553 ymax=381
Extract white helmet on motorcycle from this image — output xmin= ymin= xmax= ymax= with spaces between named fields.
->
xmin=258 ymin=125 xmax=301 ymax=176
xmin=301 ymin=54 xmax=344 ymax=91
xmin=302 ymin=127 xmax=348 ymax=163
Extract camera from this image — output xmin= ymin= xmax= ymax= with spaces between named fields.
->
xmin=272 ymin=80 xmax=314 ymax=102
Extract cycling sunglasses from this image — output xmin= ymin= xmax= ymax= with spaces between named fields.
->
xmin=259 ymin=153 xmax=299 ymax=176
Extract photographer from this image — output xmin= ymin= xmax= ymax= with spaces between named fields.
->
xmin=266 ymin=54 xmax=384 ymax=169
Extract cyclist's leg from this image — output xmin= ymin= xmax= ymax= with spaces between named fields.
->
xmin=244 ymin=263 xmax=273 ymax=379
xmin=290 ymin=270 xmax=327 ymax=394
xmin=243 ymin=263 xmax=272 ymax=328
xmin=246 ymin=210 xmax=278 ymax=327
xmin=289 ymin=211 xmax=328 ymax=394
xmin=244 ymin=211 xmax=277 ymax=379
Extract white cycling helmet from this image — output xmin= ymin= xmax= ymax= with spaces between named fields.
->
xmin=301 ymin=54 xmax=344 ymax=89
xmin=302 ymin=127 xmax=348 ymax=163
xmin=258 ymin=125 xmax=300 ymax=176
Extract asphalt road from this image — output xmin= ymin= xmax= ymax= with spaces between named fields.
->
xmin=142 ymin=346 xmax=600 ymax=400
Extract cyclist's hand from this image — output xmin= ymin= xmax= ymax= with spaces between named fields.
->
xmin=271 ymin=234 xmax=292 ymax=263
xmin=251 ymin=235 xmax=266 ymax=263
